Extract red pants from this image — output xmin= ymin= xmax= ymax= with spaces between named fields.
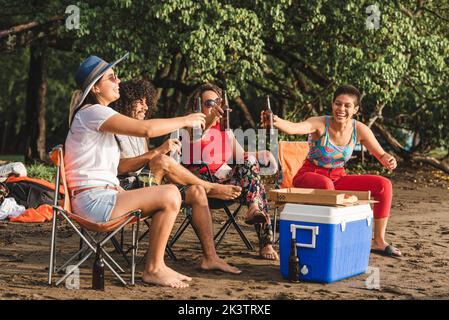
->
xmin=292 ymin=160 xmax=392 ymax=219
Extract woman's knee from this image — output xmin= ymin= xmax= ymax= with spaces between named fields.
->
xmin=161 ymin=184 xmax=182 ymax=210
xmin=368 ymin=175 xmax=393 ymax=196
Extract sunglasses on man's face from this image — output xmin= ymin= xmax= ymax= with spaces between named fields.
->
xmin=203 ymin=97 xmax=222 ymax=108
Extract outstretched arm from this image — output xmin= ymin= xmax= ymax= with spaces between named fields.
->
xmin=100 ymin=113 xmax=206 ymax=138
xmin=358 ymin=122 xmax=397 ymax=170
xmin=261 ymin=113 xmax=322 ymax=135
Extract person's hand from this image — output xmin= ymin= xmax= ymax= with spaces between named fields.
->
xmin=157 ymin=138 xmax=181 ymax=156
xmin=379 ymin=153 xmax=397 ymax=171
xmin=257 ymin=150 xmax=278 ymax=171
xmin=205 ymin=105 xmax=224 ymax=127
xmin=184 ymin=113 xmax=206 ymax=130
xmin=272 ymin=115 xmax=290 ymax=133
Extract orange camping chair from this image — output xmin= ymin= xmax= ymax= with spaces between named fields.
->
xmin=48 ymin=145 xmax=142 ymax=287
xmin=272 ymin=141 xmax=309 ymax=241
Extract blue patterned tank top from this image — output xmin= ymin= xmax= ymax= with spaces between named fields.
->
xmin=307 ymin=116 xmax=357 ymax=168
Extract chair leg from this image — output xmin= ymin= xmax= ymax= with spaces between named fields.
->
xmin=131 ymin=223 xmax=136 ymax=285
xmin=78 ymin=228 xmax=86 ymax=261
xmin=166 ymin=246 xmax=177 ymax=261
xmin=110 ymin=235 xmax=131 ymax=267
xmin=48 ymin=209 xmax=58 ymax=285
xmin=169 ymin=214 xmax=192 ymax=248
xmin=214 ymin=205 xmax=254 ymax=251
xmin=132 ymin=215 xmax=140 ymax=285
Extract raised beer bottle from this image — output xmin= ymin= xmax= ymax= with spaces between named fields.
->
xmin=220 ymin=90 xmax=231 ymax=131
xmin=194 ymin=96 xmax=202 ymax=113
xmin=264 ymin=95 xmax=274 ymax=135
xmin=92 ymin=243 xmax=105 ymax=290
xmin=288 ymin=237 xmax=300 ymax=283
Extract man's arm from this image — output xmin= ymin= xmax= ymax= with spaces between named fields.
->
xmin=117 ymin=139 xmax=181 ymax=175
xmin=117 ymin=153 xmax=152 ymax=175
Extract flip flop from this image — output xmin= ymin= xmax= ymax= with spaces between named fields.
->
xmin=371 ymin=244 xmax=402 ymax=258
xmin=244 ymin=209 xmax=268 ymax=225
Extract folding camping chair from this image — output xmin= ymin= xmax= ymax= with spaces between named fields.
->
xmin=272 ymin=141 xmax=309 ymax=241
xmin=48 ymin=145 xmax=142 ymax=287
xmin=169 ymin=162 xmax=254 ymax=251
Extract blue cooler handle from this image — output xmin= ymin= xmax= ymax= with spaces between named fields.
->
xmin=290 ymin=225 xmax=319 ymax=249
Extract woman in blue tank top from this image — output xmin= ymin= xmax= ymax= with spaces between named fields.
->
xmin=264 ymin=85 xmax=401 ymax=257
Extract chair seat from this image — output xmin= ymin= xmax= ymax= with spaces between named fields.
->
xmin=207 ymin=198 xmax=235 ymax=210
xmin=64 ymin=209 xmax=140 ymax=233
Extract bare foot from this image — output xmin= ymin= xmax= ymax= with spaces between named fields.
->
xmin=200 ymin=257 xmax=242 ymax=274
xmin=142 ymin=266 xmax=191 ymax=288
xmin=207 ymin=183 xmax=242 ymax=200
xmin=260 ymin=245 xmax=279 ymax=261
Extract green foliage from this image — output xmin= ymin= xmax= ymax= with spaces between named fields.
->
xmin=27 ymin=162 xmax=55 ymax=182
xmin=0 ymin=0 xmax=448 ymax=161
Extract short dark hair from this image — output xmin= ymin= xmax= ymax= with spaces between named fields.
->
xmin=112 ymin=79 xmax=157 ymax=118
xmin=333 ymin=85 xmax=362 ymax=107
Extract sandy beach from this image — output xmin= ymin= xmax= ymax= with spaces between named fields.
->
xmin=1 ymin=165 xmax=448 ymax=300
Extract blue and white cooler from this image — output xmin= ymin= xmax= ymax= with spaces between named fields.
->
xmin=279 ymin=203 xmax=373 ymax=283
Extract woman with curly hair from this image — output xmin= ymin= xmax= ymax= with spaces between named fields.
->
xmin=183 ymin=83 xmax=279 ymax=261
xmin=111 ymin=79 xmax=243 ymax=274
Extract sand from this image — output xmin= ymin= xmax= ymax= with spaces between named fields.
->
xmin=1 ymin=165 xmax=448 ymax=300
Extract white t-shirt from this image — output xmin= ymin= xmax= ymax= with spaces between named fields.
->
xmin=65 ymin=104 xmax=120 ymax=189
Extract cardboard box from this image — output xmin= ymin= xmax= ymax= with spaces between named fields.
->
xmin=268 ymin=188 xmax=376 ymax=207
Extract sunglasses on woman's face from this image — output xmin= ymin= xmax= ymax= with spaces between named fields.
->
xmin=203 ymin=97 xmax=222 ymax=108
xmin=101 ymin=72 xmax=119 ymax=83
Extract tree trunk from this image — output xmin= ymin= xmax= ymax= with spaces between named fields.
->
xmin=372 ymin=122 xmax=449 ymax=174
xmin=234 ymin=96 xmax=256 ymax=128
xmin=24 ymin=44 xmax=47 ymax=163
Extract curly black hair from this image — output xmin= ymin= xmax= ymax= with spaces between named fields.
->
xmin=111 ymin=79 xmax=157 ymax=119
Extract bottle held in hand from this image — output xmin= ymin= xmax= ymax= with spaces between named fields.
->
xmin=194 ymin=96 xmax=202 ymax=113
xmin=220 ymin=90 xmax=231 ymax=131
xmin=264 ymin=95 xmax=274 ymax=135
xmin=288 ymin=237 xmax=300 ymax=283
xmin=92 ymin=243 xmax=105 ymax=290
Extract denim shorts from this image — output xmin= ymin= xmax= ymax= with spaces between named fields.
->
xmin=71 ymin=188 xmax=118 ymax=223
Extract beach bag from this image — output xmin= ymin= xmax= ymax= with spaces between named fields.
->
xmin=5 ymin=176 xmax=63 ymax=209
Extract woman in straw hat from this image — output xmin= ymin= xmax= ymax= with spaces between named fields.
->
xmin=65 ymin=53 xmax=206 ymax=288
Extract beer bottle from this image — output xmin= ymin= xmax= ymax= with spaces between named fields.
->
xmin=92 ymin=243 xmax=105 ymax=290
xmin=264 ymin=95 xmax=274 ymax=135
xmin=220 ymin=90 xmax=231 ymax=131
xmin=194 ymin=96 xmax=202 ymax=113
xmin=288 ymin=237 xmax=300 ymax=283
